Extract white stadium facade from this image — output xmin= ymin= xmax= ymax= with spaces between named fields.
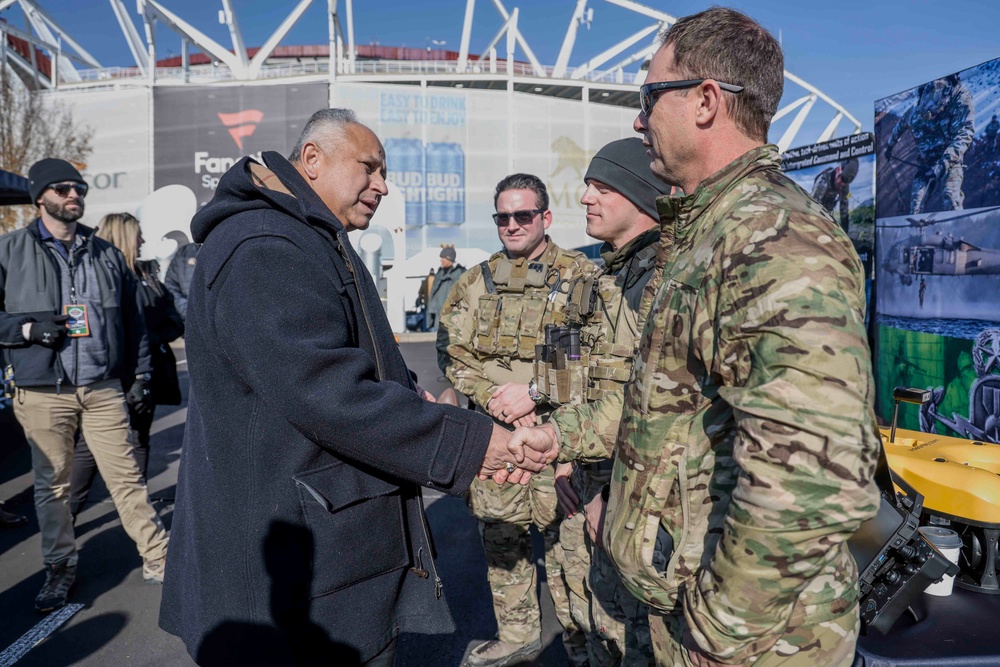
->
xmin=1 ymin=0 xmax=861 ymax=329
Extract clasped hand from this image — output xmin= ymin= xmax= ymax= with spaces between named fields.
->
xmin=486 ymin=382 xmax=537 ymax=427
xmin=478 ymin=422 xmax=560 ymax=485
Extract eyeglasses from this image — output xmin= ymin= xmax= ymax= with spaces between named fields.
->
xmin=49 ymin=182 xmax=89 ymax=198
xmin=639 ymin=79 xmax=744 ymax=115
xmin=492 ymin=209 xmax=545 ymax=227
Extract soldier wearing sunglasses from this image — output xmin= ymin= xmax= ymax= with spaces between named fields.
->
xmin=439 ymin=173 xmax=597 ymax=667
xmin=0 ymin=158 xmax=168 ymax=613
xmin=512 ymin=7 xmax=879 ymax=667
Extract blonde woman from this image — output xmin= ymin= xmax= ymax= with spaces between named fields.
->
xmin=70 ymin=213 xmax=184 ymax=518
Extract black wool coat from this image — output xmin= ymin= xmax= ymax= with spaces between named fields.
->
xmin=158 ymin=152 xmax=494 ymax=665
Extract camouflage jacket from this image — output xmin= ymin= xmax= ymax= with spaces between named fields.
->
xmin=441 ymin=237 xmax=595 ymax=413
xmin=551 ymin=228 xmax=658 ymax=493
xmin=888 ymin=81 xmax=974 ymax=167
xmin=559 ymin=146 xmax=881 ymax=664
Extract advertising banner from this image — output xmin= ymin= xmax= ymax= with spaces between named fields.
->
xmin=48 ymin=88 xmax=152 ymax=226
xmin=873 ymin=57 xmax=1000 ymax=439
xmin=153 ymin=82 xmax=329 ymax=212
xmin=782 ymin=133 xmax=876 ymax=278
xmin=334 ymin=82 xmax=641 ymax=258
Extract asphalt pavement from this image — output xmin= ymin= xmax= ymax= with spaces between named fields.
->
xmin=0 ymin=340 xmax=569 ymax=666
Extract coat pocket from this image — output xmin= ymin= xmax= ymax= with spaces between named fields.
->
xmin=294 ymin=462 xmax=409 ymax=598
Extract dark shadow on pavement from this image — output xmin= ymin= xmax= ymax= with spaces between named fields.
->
xmin=194 ymin=521 xmax=362 ymax=667
xmin=15 ymin=612 xmax=127 ymax=667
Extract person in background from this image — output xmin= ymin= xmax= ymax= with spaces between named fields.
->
xmin=165 ymin=242 xmax=201 ymax=321
xmin=0 ymin=159 xmax=168 ymax=614
xmin=70 ymin=213 xmax=185 ymax=520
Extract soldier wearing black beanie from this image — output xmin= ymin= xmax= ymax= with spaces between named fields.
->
xmin=583 ymin=137 xmax=671 ymax=220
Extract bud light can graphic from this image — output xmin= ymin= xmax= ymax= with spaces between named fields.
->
xmin=384 ymin=137 xmax=425 ymax=227
xmin=426 ymin=142 xmax=465 ymax=225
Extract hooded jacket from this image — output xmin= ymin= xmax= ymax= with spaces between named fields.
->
xmin=0 ymin=220 xmax=151 ymax=388
xmin=158 ymin=151 xmax=494 ymax=665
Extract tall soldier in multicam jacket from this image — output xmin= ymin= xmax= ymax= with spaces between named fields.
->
xmin=440 ymin=173 xmax=597 ymax=667
xmin=546 ymin=138 xmax=669 ymax=667
xmin=885 ymin=74 xmax=974 ymax=214
xmin=512 ymin=8 xmax=881 ymax=667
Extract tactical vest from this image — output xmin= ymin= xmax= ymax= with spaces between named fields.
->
xmin=473 ymin=255 xmax=571 ymax=361
xmin=535 ymin=243 xmax=657 ymax=405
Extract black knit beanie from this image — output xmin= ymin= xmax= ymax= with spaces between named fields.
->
xmin=584 ymin=138 xmax=671 ymax=219
xmin=28 ymin=158 xmax=86 ymax=204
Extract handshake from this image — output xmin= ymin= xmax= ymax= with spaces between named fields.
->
xmin=478 ymin=422 xmax=561 ymax=486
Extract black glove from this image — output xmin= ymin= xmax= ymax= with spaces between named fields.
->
xmin=126 ymin=378 xmax=154 ymax=415
xmin=28 ymin=315 xmax=70 ymax=348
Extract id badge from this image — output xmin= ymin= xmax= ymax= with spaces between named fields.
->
xmin=64 ymin=304 xmax=91 ymax=337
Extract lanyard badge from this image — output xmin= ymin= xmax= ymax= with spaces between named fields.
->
xmin=64 ymin=304 xmax=91 ymax=337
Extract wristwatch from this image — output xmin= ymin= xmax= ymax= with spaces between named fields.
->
xmin=136 ymin=372 xmax=152 ymax=382
xmin=527 ymin=379 xmax=544 ymax=404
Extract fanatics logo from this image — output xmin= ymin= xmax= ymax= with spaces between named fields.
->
xmin=217 ymin=110 xmax=264 ymax=150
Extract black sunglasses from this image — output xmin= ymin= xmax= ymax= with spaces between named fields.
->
xmin=639 ymin=79 xmax=744 ymax=115
xmin=50 ymin=182 xmax=89 ymax=198
xmin=492 ymin=209 xmax=545 ymax=227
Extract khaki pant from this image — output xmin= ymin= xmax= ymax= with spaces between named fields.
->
xmin=13 ymin=380 xmax=168 ymax=566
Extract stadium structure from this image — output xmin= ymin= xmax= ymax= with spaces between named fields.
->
xmin=1 ymin=0 xmax=862 ymax=329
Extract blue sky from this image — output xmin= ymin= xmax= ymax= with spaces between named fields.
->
xmin=6 ymin=0 xmax=1000 ymax=143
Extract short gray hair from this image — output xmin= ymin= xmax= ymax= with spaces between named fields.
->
xmin=660 ymin=7 xmax=783 ymax=143
xmin=288 ymin=108 xmax=359 ymax=162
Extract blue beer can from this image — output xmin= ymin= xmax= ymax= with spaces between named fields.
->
xmin=385 ymin=137 xmax=426 ymax=227
xmin=426 ymin=142 xmax=465 ymax=225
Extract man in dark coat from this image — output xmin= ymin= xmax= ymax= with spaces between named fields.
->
xmin=158 ymin=108 xmax=555 ymax=666
xmin=164 ymin=241 xmax=200 ymax=320
xmin=426 ymin=246 xmax=465 ymax=332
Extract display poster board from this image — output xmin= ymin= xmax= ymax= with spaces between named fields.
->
xmin=333 ymin=83 xmax=640 ymax=258
xmin=874 ymin=57 xmax=1000 ymax=439
xmin=153 ymin=83 xmax=329 ymax=219
xmin=782 ymin=133 xmax=876 ymax=279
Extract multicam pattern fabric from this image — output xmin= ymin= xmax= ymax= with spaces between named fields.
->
xmin=886 ymin=78 xmax=974 ymax=213
xmin=441 ymin=238 xmax=596 ymax=407
xmin=442 ymin=237 xmax=594 ymax=661
xmin=550 ymin=230 xmax=660 ymax=665
xmin=563 ymin=145 xmax=880 ymax=665
xmin=648 ymin=603 xmax=859 ymax=666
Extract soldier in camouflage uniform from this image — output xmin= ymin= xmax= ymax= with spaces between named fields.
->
xmin=546 ymin=138 xmax=669 ymax=667
xmin=514 ymin=8 xmax=881 ymax=666
xmin=885 ymin=74 xmax=974 ymax=214
xmin=810 ymin=158 xmax=858 ymax=233
xmin=439 ymin=173 xmax=596 ymax=667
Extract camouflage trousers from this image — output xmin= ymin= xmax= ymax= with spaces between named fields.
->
xmin=469 ymin=465 xmax=588 ymax=663
xmin=556 ymin=468 xmax=654 ymax=667
xmin=912 ymin=162 xmax=964 ymax=213
xmin=647 ymin=605 xmax=859 ymax=666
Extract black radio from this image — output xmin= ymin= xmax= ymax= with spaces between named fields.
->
xmin=848 ymin=387 xmax=961 ymax=634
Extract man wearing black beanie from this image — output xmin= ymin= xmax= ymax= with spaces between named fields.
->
xmin=0 ymin=158 xmax=168 ymax=613
xmin=547 ymin=137 xmax=671 ymax=666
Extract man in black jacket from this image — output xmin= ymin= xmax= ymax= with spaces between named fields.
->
xmin=158 ymin=108 xmax=556 ymax=666
xmin=164 ymin=241 xmax=200 ymax=320
xmin=0 ymin=159 xmax=169 ymax=613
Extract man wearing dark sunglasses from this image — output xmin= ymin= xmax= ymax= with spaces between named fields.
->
xmin=511 ymin=7 xmax=879 ymax=667
xmin=439 ymin=173 xmax=597 ymax=667
xmin=0 ymin=158 xmax=168 ymax=613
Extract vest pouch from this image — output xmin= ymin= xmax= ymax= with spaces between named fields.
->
xmin=548 ymin=351 xmax=587 ymax=406
xmin=475 ymin=293 xmax=503 ymax=355
xmin=496 ymin=295 xmax=523 ymax=356
xmin=586 ymin=340 xmax=636 ymax=401
xmin=516 ymin=293 xmax=549 ymax=358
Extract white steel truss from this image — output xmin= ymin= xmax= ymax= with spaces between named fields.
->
xmin=0 ymin=0 xmax=862 ymax=148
